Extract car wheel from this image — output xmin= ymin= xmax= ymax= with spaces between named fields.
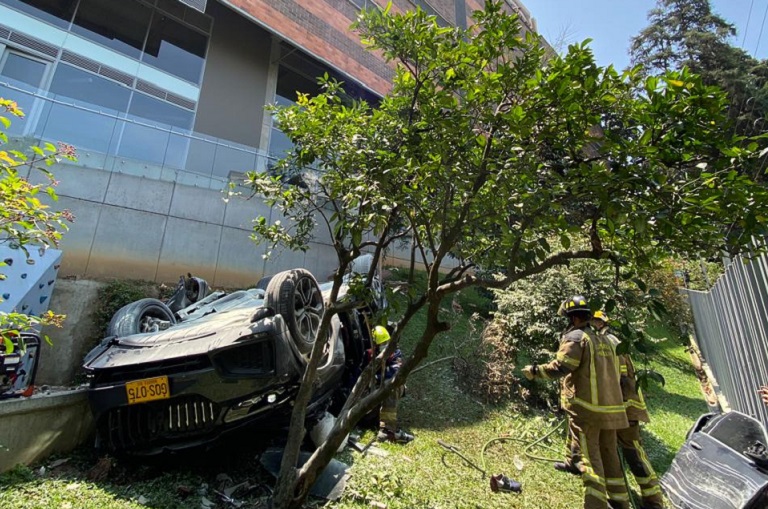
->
xmin=266 ymin=269 xmax=324 ymax=356
xmin=107 ymin=298 xmax=177 ymax=337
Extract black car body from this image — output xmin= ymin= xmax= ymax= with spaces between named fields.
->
xmin=661 ymin=411 xmax=768 ymax=509
xmin=82 ymin=257 xmax=382 ymax=455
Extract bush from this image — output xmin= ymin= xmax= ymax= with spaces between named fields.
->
xmin=466 ymin=257 xmax=693 ymax=407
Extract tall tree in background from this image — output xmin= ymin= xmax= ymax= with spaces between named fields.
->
xmin=631 ymin=0 xmax=768 ymax=168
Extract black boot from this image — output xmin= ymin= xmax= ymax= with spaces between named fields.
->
xmin=553 ymin=461 xmax=581 ymax=475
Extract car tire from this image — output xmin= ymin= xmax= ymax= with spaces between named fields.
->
xmin=107 ymin=298 xmax=177 ymax=337
xmin=266 ymin=269 xmax=324 ymax=356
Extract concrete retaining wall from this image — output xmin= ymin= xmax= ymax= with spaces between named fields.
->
xmin=35 ymin=159 xmax=435 ymax=290
xmin=0 ymin=388 xmax=93 ymax=473
xmin=38 ymin=279 xmax=106 ymax=386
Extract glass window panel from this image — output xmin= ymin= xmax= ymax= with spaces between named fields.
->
xmin=268 ymin=128 xmax=293 ymax=160
xmin=163 ymin=130 xmax=190 ymax=170
xmin=0 ymin=79 xmax=38 ymax=135
xmin=71 ymin=0 xmax=152 ymax=59
xmin=0 ymin=52 xmax=46 ymax=87
xmin=275 ymin=66 xmax=321 ymax=105
xmin=212 ymin=143 xmax=257 ymax=178
xmin=117 ymin=121 xmax=169 ymax=165
xmin=40 ymin=101 xmax=117 ymax=153
xmin=49 ymin=64 xmax=131 ymax=112
xmin=143 ymin=14 xmax=206 ymax=84
xmin=183 ymin=7 xmax=212 ymax=33
xmin=128 ymin=92 xmax=194 ymax=130
xmin=185 ymin=136 xmax=217 ymax=176
xmin=0 ymin=0 xmax=77 ymax=29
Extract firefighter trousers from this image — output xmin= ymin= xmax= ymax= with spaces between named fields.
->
xmin=617 ymin=422 xmax=664 ymax=509
xmin=379 ymin=385 xmax=405 ymax=431
xmin=577 ymin=423 xmax=629 ymax=509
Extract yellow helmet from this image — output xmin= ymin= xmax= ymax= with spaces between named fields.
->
xmin=372 ymin=325 xmax=390 ymax=345
xmin=593 ymin=310 xmax=609 ymax=322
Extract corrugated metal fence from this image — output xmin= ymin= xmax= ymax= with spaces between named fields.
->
xmin=685 ymin=248 xmax=768 ymax=431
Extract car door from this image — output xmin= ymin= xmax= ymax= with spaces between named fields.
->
xmin=661 ymin=411 xmax=768 ymax=509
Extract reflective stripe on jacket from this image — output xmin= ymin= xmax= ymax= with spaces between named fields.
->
xmin=604 ymin=331 xmax=650 ymax=423
xmin=538 ymin=325 xmax=628 ymax=429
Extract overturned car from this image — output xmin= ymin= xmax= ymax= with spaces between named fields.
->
xmin=82 ymin=256 xmax=384 ymax=455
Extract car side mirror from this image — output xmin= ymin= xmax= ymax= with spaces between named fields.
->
xmin=251 ymin=307 xmax=275 ymax=323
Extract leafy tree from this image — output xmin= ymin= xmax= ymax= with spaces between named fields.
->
xmin=477 ymin=256 xmax=690 ymax=406
xmin=631 ymin=0 xmax=768 ymax=159
xmin=244 ymin=3 xmax=768 ymax=507
xmin=0 ymin=98 xmax=75 ymax=345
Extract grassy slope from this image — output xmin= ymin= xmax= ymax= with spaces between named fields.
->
xmin=333 ymin=291 xmax=707 ymax=508
xmin=0 ymin=288 xmax=706 ymax=509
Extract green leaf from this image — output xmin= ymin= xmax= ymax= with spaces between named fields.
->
xmin=560 ymin=234 xmax=571 ymax=249
xmin=3 ymin=336 xmax=14 ymax=354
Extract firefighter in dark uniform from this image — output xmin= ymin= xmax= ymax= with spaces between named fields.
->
xmin=370 ymin=325 xmax=414 ymax=443
xmin=593 ymin=311 xmax=664 ymax=509
xmin=523 ymin=296 xmax=629 ymax=509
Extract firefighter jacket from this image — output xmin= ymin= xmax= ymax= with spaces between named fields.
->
xmin=604 ymin=330 xmax=650 ymax=423
xmin=536 ymin=325 xmax=628 ymax=429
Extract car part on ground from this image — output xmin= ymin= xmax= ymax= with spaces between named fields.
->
xmin=82 ymin=256 xmax=384 ymax=456
xmin=661 ymin=411 xmax=768 ymax=509
xmin=260 ymin=447 xmax=350 ymax=501
xmin=1 ymin=332 xmax=40 ymax=399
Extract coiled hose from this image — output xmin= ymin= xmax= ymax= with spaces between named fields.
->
xmin=478 ymin=418 xmax=640 ymax=509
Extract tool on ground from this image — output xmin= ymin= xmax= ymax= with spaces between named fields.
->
xmin=437 ymin=439 xmax=522 ymax=494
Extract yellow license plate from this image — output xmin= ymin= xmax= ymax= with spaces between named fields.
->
xmin=125 ymin=376 xmax=170 ymax=404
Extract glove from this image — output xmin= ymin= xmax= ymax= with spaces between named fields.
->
xmin=522 ymin=365 xmax=537 ymax=381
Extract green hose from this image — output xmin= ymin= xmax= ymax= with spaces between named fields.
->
xmin=479 ymin=418 xmax=641 ymax=509
xmin=480 ymin=418 xmax=567 ymax=473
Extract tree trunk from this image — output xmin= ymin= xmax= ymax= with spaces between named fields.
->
xmin=273 ymin=309 xmax=337 ymax=509
xmin=275 ymin=301 xmax=446 ymax=508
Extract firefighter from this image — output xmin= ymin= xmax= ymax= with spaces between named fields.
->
xmin=593 ymin=311 xmax=664 ymax=509
xmin=370 ymin=325 xmax=414 ymax=443
xmin=523 ymin=296 xmax=629 ymax=509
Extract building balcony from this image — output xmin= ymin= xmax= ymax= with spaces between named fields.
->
xmin=1 ymin=77 xmax=275 ymax=190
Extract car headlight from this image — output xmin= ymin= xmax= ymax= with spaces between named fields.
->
xmin=213 ymin=338 xmax=275 ymax=377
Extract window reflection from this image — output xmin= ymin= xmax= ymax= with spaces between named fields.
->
xmin=143 ymin=14 xmax=207 ymax=84
xmin=49 ymin=63 xmax=131 ymax=111
xmin=1 ymin=52 xmax=46 ymax=88
xmin=40 ymin=101 xmax=117 ymax=153
xmin=0 ymin=0 xmax=77 ymax=29
xmin=128 ymin=92 xmax=193 ymax=130
xmin=71 ymin=0 xmax=152 ymax=59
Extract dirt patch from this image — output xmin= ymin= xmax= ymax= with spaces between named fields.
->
xmin=687 ymin=346 xmax=718 ymax=407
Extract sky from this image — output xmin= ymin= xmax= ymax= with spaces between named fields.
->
xmin=521 ymin=0 xmax=768 ymax=69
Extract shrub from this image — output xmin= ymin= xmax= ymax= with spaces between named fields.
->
xmin=466 ymin=257 xmax=692 ymax=406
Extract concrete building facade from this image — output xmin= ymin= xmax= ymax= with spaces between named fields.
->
xmin=0 ymin=0 xmax=537 ymax=287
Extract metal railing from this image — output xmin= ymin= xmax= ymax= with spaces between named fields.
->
xmin=684 ymin=242 xmax=768 ymax=431
xmin=0 ymin=78 xmax=278 ymax=190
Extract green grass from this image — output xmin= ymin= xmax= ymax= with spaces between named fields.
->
xmin=0 ymin=287 xmax=707 ymax=508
